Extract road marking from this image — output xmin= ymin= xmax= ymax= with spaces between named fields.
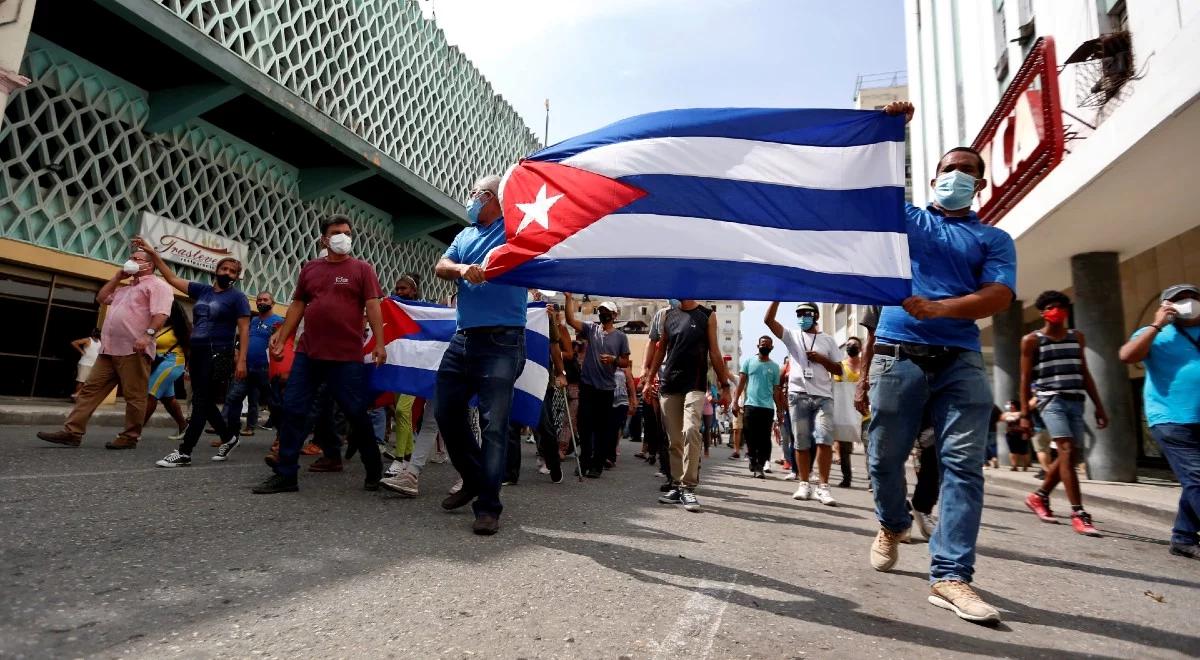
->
xmin=0 ymin=463 xmax=262 ymax=482
xmin=653 ymin=576 xmax=738 ymax=660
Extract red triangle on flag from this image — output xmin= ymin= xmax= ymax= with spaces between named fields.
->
xmin=484 ymin=160 xmax=646 ymax=278
xmin=363 ymin=299 xmax=421 ymax=355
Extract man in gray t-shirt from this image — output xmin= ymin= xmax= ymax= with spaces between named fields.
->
xmin=565 ymin=295 xmax=631 ymax=477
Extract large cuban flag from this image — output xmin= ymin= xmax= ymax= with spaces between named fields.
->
xmin=365 ymin=299 xmax=551 ymax=428
xmin=483 ymin=108 xmax=910 ymax=304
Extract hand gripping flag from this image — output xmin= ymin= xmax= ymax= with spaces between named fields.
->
xmin=364 ymin=299 xmax=551 ymax=428
xmin=483 ymin=108 xmax=911 ymax=304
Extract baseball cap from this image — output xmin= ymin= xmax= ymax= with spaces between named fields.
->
xmin=1160 ymin=284 xmax=1200 ymax=301
xmin=795 ymin=303 xmax=819 ymax=315
xmin=598 ymin=301 xmax=619 ymax=314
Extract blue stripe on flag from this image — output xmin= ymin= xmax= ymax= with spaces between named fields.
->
xmin=510 ymin=388 xmax=545 ymax=430
xmin=532 ymin=108 xmax=904 ymax=161
xmin=493 ymin=257 xmax=911 ymax=306
xmin=370 ymin=364 xmax=437 ymax=399
xmin=401 ymin=319 xmax=459 ymax=343
xmin=612 ymin=175 xmax=905 ymax=232
xmin=524 ymin=330 xmax=549 ymax=367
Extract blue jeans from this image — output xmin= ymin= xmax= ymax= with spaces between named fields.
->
xmin=867 ymin=350 xmax=992 ymax=584
xmin=1040 ymin=396 xmax=1087 ymax=441
xmin=1150 ymin=423 xmax=1200 ymax=546
xmin=435 ymin=329 xmax=525 ymax=517
xmin=223 ymin=364 xmax=272 ymax=432
xmin=788 ymin=392 xmax=833 ymax=448
xmin=274 ymin=354 xmax=381 ymax=480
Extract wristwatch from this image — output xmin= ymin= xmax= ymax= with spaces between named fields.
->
xmin=145 ymin=328 xmax=156 ymax=336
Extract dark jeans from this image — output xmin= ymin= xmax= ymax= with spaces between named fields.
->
xmin=506 ymin=422 xmax=524 ymax=483
xmin=179 ymin=346 xmax=234 ymax=455
xmin=911 ymin=442 xmax=940 ymax=515
xmin=742 ymin=405 xmax=774 ymax=472
xmin=629 ymin=405 xmax=643 ymax=444
xmin=577 ymin=384 xmax=616 ymax=472
xmin=1151 ymin=423 xmax=1200 ymax=546
xmin=641 ymin=401 xmax=666 ymax=465
xmin=435 ymin=329 xmax=525 ymax=518
xmin=274 ymin=354 xmax=381 ymax=480
xmin=839 ymin=442 xmax=853 ymax=484
xmin=223 ymin=363 xmax=272 ymax=431
xmin=537 ymin=383 xmax=562 ymax=475
xmin=610 ymin=404 xmax=629 ymax=461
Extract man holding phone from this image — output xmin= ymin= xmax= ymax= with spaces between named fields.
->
xmin=1119 ymin=284 xmax=1200 ymax=558
xmin=564 ymin=295 xmax=630 ymax=478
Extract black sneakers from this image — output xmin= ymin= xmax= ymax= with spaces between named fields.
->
xmin=1169 ymin=542 xmax=1200 ymax=559
xmin=252 ymin=474 xmax=298 ymax=494
xmin=658 ymin=488 xmax=683 ymax=505
xmin=211 ymin=437 xmax=239 ymax=462
xmin=155 ymin=451 xmax=191 ymax=468
xmin=549 ymin=465 xmax=563 ymax=484
xmin=680 ymin=489 xmax=701 ymax=512
xmin=473 ymin=514 xmax=500 ymax=535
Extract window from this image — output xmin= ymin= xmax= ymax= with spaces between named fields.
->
xmin=1102 ymin=0 xmax=1128 ymax=32
xmin=0 ymin=266 xmax=100 ymax=398
xmin=994 ymin=0 xmax=1009 ymax=83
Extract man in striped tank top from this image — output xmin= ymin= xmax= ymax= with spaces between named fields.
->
xmin=1019 ymin=291 xmax=1110 ymax=536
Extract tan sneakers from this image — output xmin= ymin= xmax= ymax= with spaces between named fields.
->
xmin=928 ymin=580 xmax=1001 ymax=623
xmin=870 ymin=526 xmax=910 ymax=571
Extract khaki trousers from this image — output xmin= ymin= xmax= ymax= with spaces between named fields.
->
xmin=64 ymin=354 xmax=151 ymax=442
xmin=660 ymin=390 xmax=705 ymax=488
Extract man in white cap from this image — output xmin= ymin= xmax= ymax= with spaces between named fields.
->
xmin=564 ymin=295 xmax=630 ymax=478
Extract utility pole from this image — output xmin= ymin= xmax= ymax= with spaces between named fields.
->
xmin=544 ymin=98 xmax=550 ymax=146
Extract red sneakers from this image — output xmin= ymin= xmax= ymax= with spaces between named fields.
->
xmin=1025 ymin=492 xmax=1057 ymax=523
xmin=1071 ymin=511 xmax=1101 ymax=536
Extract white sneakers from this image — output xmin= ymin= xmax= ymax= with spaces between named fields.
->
xmin=782 ymin=472 xmax=797 ymax=481
xmin=792 ymin=481 xmax=836 ymax=506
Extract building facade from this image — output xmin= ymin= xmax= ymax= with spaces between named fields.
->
xmin=905 ymin=0 xmax=1200 ymax=479
xmin=0 ymin=0 xmax=539 ymax=397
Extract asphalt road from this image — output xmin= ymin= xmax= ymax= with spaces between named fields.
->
xmin=1 ymin=424 xmax=1197 ymax=659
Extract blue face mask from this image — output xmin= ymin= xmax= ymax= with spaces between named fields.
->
xmin=797 ymin=316 xmax=814 ymax=331
xmin=932 ymin=170 xmax=978 ymax=211
xmin=465 ymin=198 xmax=485 ymax=223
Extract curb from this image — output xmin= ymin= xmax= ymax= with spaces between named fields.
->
xmin=984 ymin=478 xmax=1176 ymax=528
xmin=0 ymin=408 xmax=179 ymax=429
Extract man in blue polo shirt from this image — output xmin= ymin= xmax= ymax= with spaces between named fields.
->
xmin=223 ymin=291 xmax=284 ymax=435
xmin=433 ymin=174 xmax=527 ymax=536
xmin=860 ymin=101 xmax=1017 ymax=625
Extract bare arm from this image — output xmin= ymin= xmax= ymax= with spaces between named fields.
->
xmin=269 ymin=300 xmax=307 ymax=358
xmin=71 ymin=338 xmax=90 ymax=355
xmin=764 ymin=301 xmax=784 ymax=339
xmin=1017 ymin=333 xmax=1037 ymax=419
xmin=616 ymin=353 xmax=631 ymax=369
xmin=96 ymin=271 xmax=124 ymax=306
xmin=1119 ymin=302 xmax=1176 ymax=363
xmin=234 ymin=316 xmax=250 ymax=377
xmin=902 ymin=283 xmax=1014 ymax=322
xmin=562 ymin=293 xmax=584 ymax=333
xmin=853 ymin=325 xmax=876 ymax=415
xmin=436 ymin=256 xmax=483 ymax=284
xmin=133 ymin=237 xmax=189 ymax=294
xmin=733 ymin=370 xmax=748 ymax=416
xmin=365 ymin=298 xmax=386 ymax=366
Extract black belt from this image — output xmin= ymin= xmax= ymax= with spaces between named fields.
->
xmin=873 ymin=342 xmax=963 ymax=360
xmin=458 ymin=325 xmax=523 ymax=336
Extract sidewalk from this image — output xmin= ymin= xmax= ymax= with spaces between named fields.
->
xmin=0 ymin=397 xmax=179 ymax=428
xmin=982 ymin=461 xmax=1181 ymax=527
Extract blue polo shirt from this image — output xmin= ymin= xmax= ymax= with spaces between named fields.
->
xmin=443 ymin=216 xmax=527 ymax=330
xmin=876 ymin=203 xmax=1016 ymax=352
xmin=1134 ymin=323 xmax=1200 ymax=426
xmin=247 ymin=313 xmax=284 ymax=367
xmin=187 ymin=281 xmax=251 ymax=349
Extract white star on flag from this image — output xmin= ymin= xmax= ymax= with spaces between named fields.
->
xmin=514 ymin=184 xmax=564 ymax=234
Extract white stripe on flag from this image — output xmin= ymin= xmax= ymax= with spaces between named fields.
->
xmin=399 ymin=305 xmax=457 ymax=321
xmin=383 ymin=337 xmax=450 ymax=370
xmin=560 ymin=137 xmax=905 ymax=190
xmin=539 ymin=213 xmax=911 ymax=279
xmin=515 ymin=360 xmax=549 ymax=400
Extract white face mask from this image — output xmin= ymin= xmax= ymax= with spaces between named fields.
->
xmin=317 ymin=248 xmax=328 ymax=259
xmin=122 ymin=260 xmax=140 ymax=275
xmin=1173 ymin=299 xmax=1198 ymax=320
xmin=328 ymin=233 xmax=352 ymax=255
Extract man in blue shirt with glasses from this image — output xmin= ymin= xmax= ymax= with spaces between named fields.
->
xmin=434 ymin=174 xmax=528 ymax=536
xmin=862 ymin=101 xmax=1017 ymax=625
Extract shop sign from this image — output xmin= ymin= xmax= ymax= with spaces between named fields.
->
xmin=972 ymin=36 xmax=1064 ymax=224
xmin=138 ymin=212 xmax=248 ymax=274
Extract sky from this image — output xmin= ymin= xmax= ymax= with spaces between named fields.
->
xmin=418 ymin=0 xmax=907 ymax=363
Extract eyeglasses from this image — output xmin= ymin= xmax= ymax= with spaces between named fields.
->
xmin=796 ymin=311 xmax=816 ymax=318
xmin=467 ymin=189 xmax=495 ymax=202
